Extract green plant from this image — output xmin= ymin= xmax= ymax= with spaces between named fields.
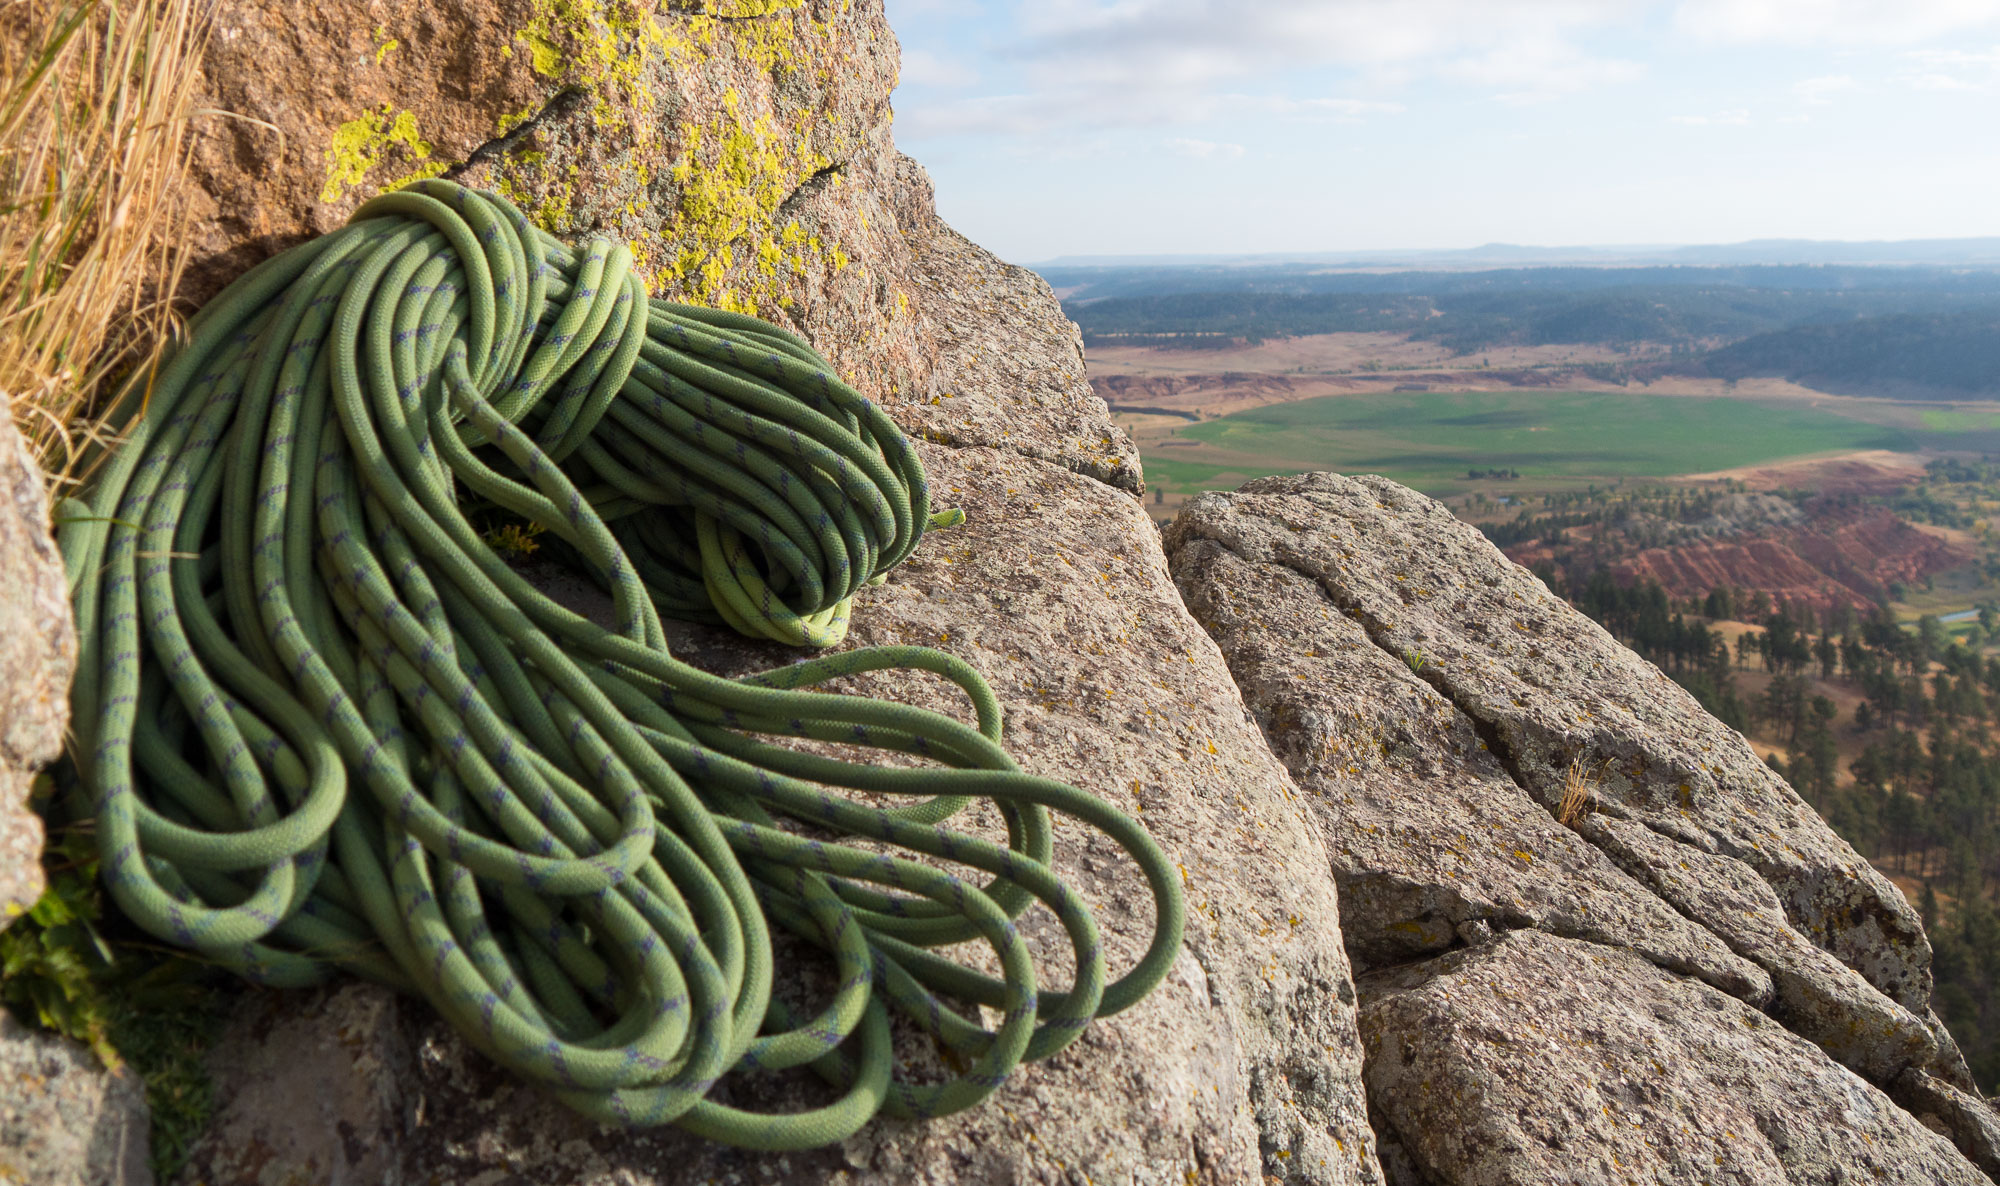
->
xmin=1 ymin=813 xmax=118 ymax=1062
xmin=1403 ymin=647 xmax=1426 ymax=673
xmin=1 ymin=804 xmax=225 ymax=1179
xmin=483 ymin=517 xmax=548 ymax=557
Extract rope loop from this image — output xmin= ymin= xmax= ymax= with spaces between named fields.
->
xmin=58 ymin=180 xmax=1184 ymax=1147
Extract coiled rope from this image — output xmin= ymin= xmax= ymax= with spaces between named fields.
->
xmin=56 ymin=179 xmax=1182 ymax=1148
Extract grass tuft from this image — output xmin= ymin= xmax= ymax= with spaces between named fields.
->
xmin=1556 ymin=755 xmax=1602 ymax=825
xmin=0 ymin=0 xmax=206 ymax=495
xmin=0 ymin=4 xmax=221 ymax=1177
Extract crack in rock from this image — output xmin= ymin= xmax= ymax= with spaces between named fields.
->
xmin=1163 ymin=470 xmax=2000 ymax=1181
xmin=1163 ymin=518 xmax=1769 ymax=1002
xmin=442 ymin=87 xmax=585 ymax=183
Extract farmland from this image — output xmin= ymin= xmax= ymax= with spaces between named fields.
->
xmin=1133 ymin=388 xmax=1916 ymax=500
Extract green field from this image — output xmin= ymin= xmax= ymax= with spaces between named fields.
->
xmin=1920 ymin=409 xmax=2000 ymax=433
xmin=1153 ymin=390 xmax=1916 ymax=493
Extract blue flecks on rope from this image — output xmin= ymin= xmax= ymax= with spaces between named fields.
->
xmin=57 ymin=179 xmax=1183 ymax=1150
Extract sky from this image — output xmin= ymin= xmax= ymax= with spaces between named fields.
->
xmin=883 ymin=0 xmax=2000 ymax=263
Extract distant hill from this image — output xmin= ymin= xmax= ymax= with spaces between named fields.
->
xmin=1068 ymin=281 xmax=2000 ymax=355
xmin=1059 ymin=262 xmax=2000 ymax=396
xmin=1701 ymin=312 xmax=2000 ymax=397
xmin=1045 ymin=262 xmax=2000 ymax=307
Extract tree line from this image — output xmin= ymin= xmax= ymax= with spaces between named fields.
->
xmin=1551 ymin=572 xmax=2000 ymax=1091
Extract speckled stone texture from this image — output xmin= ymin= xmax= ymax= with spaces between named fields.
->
xmin=0 ymin=1012 xmax=152 ymax=1186
xmin=183 ymin=0 xmax=1136 ymax=490
xmin=0 ymin=396 xmax=72 ymax=923
xmin=175 ymin=984 xmax=411 ymax=1186
xmin=1359 ymin=931 xmax=1983 ymax=1186
xmin=1896 ymin=1068 xmax=2000 ymax=1177
xmin=0 ymin=378 xmax=111 ymax=1186
xmin=170 ymin=2 xmax=1378 ymax=1182
xmin=1164 ymin=471 xmax=1996 ymax=1182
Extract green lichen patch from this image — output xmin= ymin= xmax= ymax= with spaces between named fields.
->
xmin=320 ymin=104 xmax=442 ymax=204
xmin=477 ymin=0 xmax=877 ymax=317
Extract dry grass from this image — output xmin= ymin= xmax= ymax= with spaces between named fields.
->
xmin=1556 ymin=755 xmax=1602 ymax=825
xmin=0 ymin=0 xmax=206 ymax=495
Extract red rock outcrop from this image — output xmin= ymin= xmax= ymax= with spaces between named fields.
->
xmin=1511 ymin=509 xmax=1971 ymax=614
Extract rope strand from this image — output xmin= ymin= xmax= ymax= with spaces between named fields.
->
xmin=57 ymin=179 xmax=1183 ymax=1149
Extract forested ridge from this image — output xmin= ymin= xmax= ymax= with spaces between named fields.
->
xmin=1704 ymin=311 xmax=2000 ymax=395
xmin=1548 ymin=566 xmax=2000 ymax=1092
xmin=1060 ymin=264 xmax=2000 ymax=395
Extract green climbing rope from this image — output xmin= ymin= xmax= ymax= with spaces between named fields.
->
xmin=56 ymin=179 xmax=1183 ymax=1148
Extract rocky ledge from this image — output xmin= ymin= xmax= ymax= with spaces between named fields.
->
xmin=1 ymin=1 xmax=1997 ymax=1184
xmin=1166 ymin=472 xmax=2000 ymax=1182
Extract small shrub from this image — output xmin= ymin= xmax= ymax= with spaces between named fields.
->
xmin=1556 ymin=756 xmax=1601 ymax=825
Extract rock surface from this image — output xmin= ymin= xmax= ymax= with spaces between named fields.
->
xmin=185 ymin=0 xmax=1136 ymax=492
xmin=1897 ymin=1068 xmax=2000 ymax=1177
xmin=1359 ymin=930 xmax=1983 ymax=1186
xmin=0 ymin=397 xmax=73 ymax=922
xmin=0 ymin=1012 xmax=152 ymax=1186
xmin=177 ymin=984 xmax=410 ymax=1186
xmin=167 ymin=1 xmax=1376 ymax=1183
xmin=0 ymin=365 xmax=108 ymax=1186
xmin=0 ymin=105 xmax=99 ymax=1178
xmin=1164 ymin=471 xmax=1995 ymax=1182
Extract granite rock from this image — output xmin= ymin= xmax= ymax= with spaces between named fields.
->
xmin=1166 ymin=526 xmax=1768 ymax=1001
xmin=0 ymin=341 xmax=104 ymax=1186
xmin=0 ymin=396 xmax=73 ymax=923
xmin=1165 ymin=471 xmax=1994 ymax=1180
xmin=1358 ymin=930 xmax=1984 ymax=1186
xmin=176 ymin=984 xmax=412 ymax=1186
xmin=1895 ymin=1067 xmax=2000 ymax=1177
xmin=55 ymin=0 xmax=1994 ymax=1183
xmin=0 ymin=1012 xmax=152 ymax=1186
xmin=169 ymin=2 xmax=1377 ymax=1181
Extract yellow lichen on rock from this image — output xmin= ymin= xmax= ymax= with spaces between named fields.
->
xmin=320 ymin=105 xmax=442 ymax=204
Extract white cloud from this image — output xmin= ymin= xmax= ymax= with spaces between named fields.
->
xmin=1669 ymin=108 xmax=1752 ymax=124
xmin=900 ymin=92 xmax=1067 ymax=138
xmin=1905 ymin=71 xmax=1985 ymax=90
xmin=1234 ymin=95 xmax=1407 ymax=121
xmin=899 ymin=0 xmax=1645 ymax=138
xmin=1443 ymin=36 xmax=1646 ymax=102
xmin=1792 ymin=74 xmax=1855 ymax=104
xmin=1897 ymin=45 xmax=2000 ymax=91
xmin=1009 ymin=1 xmax=1644 ymax=90
xmin=1166 ymin=137 xmax=1247 ymax=158
xmin=901 ymin=48 xmax=980 ymax=88
xmin=1674 ymin=0 xmax=2000 ymax=45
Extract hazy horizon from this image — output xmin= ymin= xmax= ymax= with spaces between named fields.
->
xmin=1031 ymin=234 xmax=2000 ymax=269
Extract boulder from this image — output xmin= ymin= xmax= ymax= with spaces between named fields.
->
xmin=1896 ymin=1068 xmax=2000 ymax=1177
xmin=1164 ymin=471 xmax=1993 ymax=1179
xmin=0 ymin=336 xmax=105 ymax=1186
xmin=24 ymin=0 xmax=1987 ymax=1182
xmin=168 ymin=2 xmax=1378 ymax=1182
xmin=1166 ymin=519 xmax=1768 ymax=999
xmin=176 ymin=984 xmax=410 ymax=1186
xmin=0 ymin=397 xmax=72 ymax=922
xmin=1359 ymin=930 xmax=1983 ymax=1186
xmin=0 ymin=1011 xmax=152 ymax=1186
